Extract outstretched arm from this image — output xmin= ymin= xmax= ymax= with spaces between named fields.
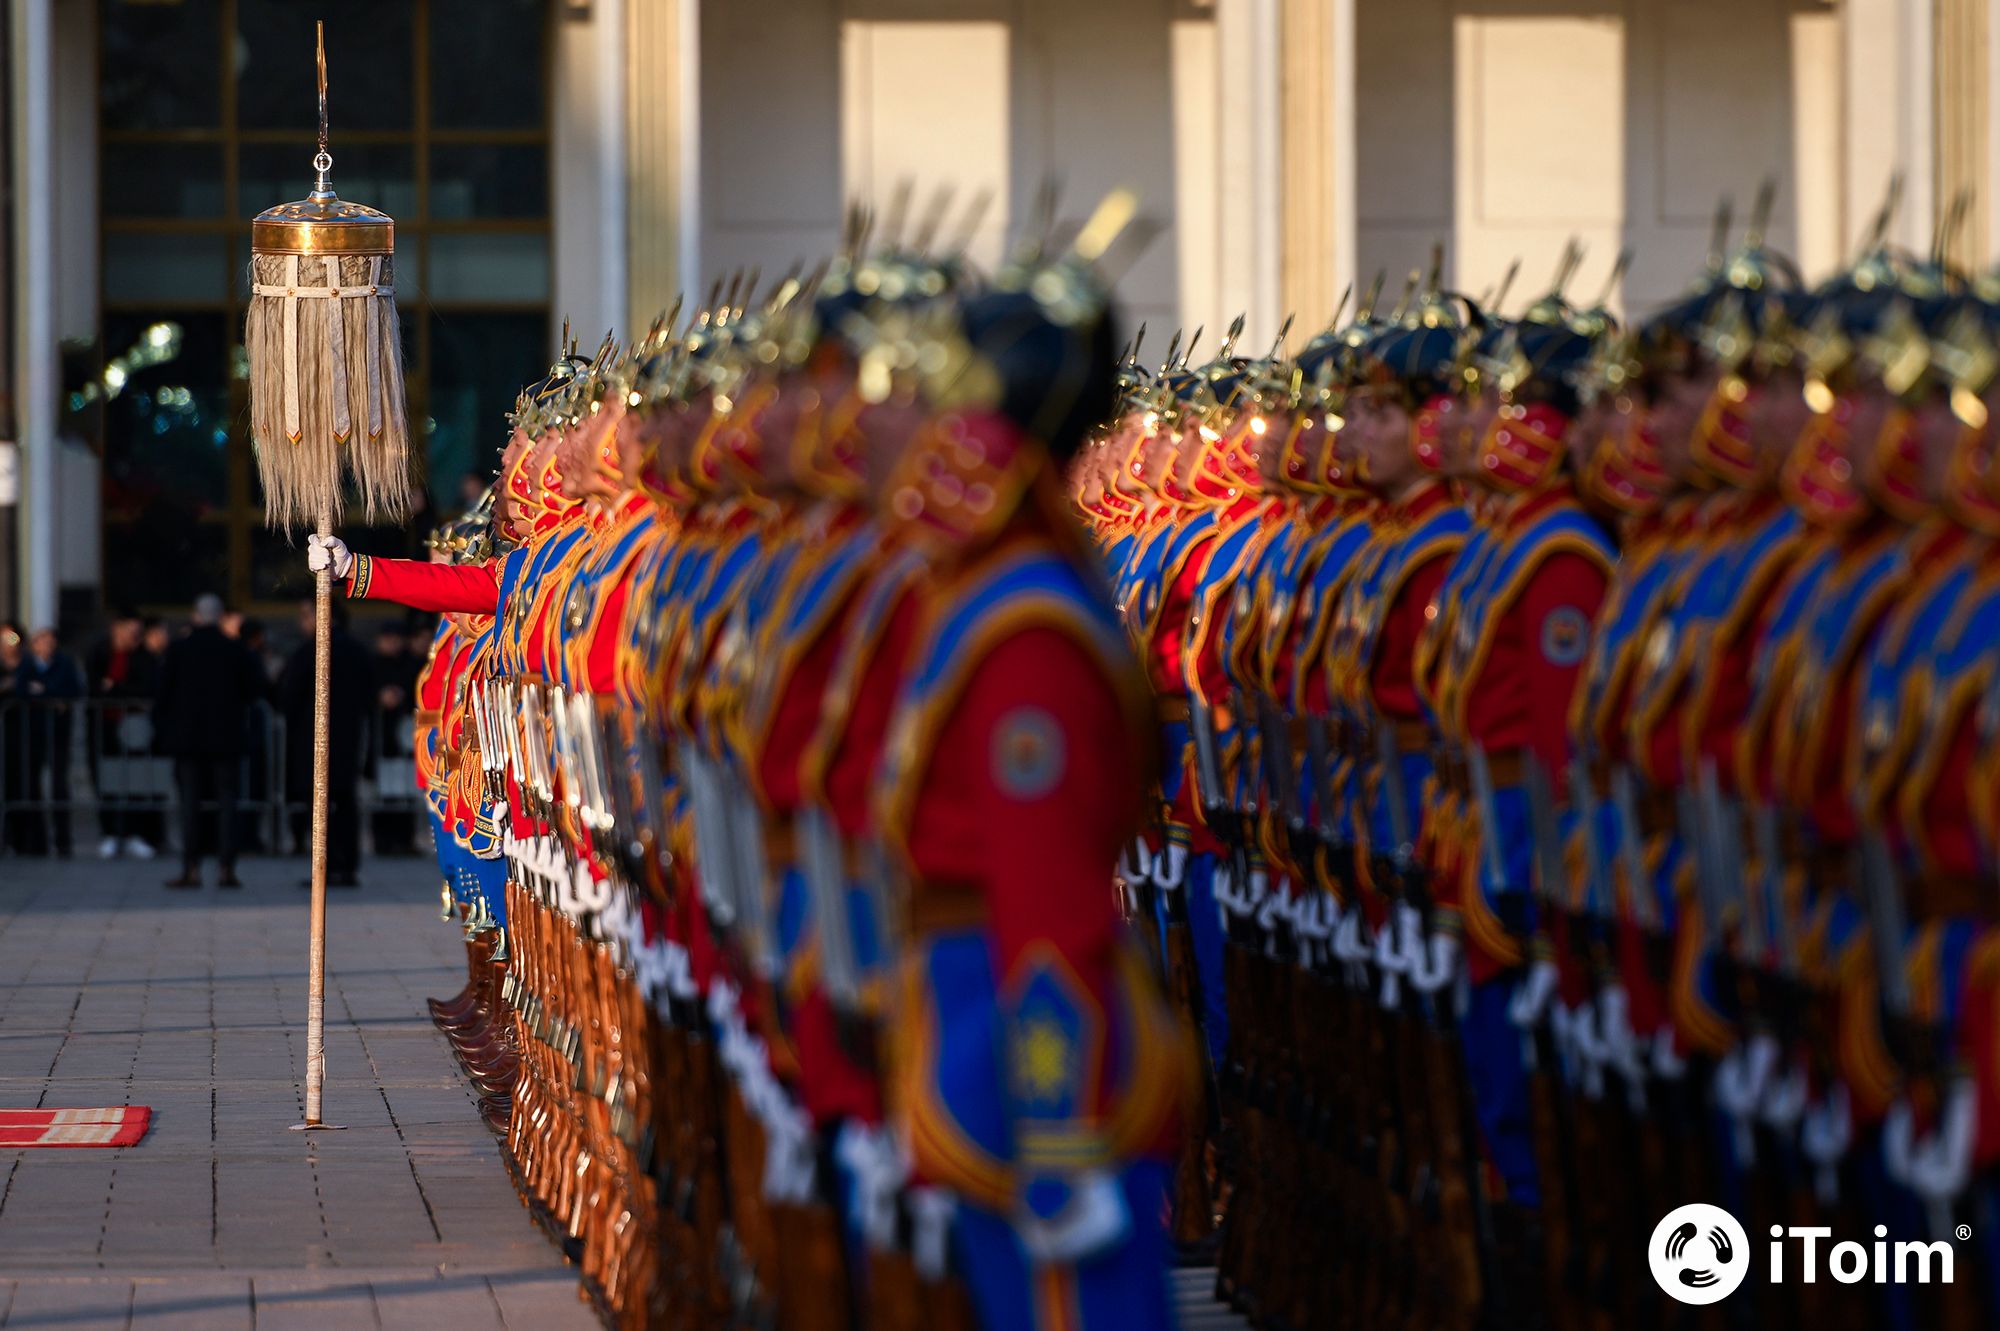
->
xmin=306 ymin=533 xmax=501 ymax=615
xmin=348 ymin=555 xmax=501 ymax=615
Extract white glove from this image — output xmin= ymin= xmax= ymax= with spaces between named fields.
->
xmin=760 ymin=1100 xmax=818 ymax=1204
xmin=836 ymin=1123 xmax=907 ymax=1252
xmin=306 ymin=533 xmax=353 ymax=579
xmin=1507 ymin=956 xmax=1560 ymax=1031
xmin=1015 ymin=1171 xmax=1131 ymax=1264
xmin=1407 ymin=916 xmax=1459 ymax=996
xmin=908 ymin=1186 xmax=961 ymax=1280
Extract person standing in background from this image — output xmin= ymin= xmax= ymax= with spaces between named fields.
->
xmin=280 ymin=598 xmax=374 ymax=886
xmin=0 ymin=622 xmax=30 ymax=853
xmin=232 ymin=616 xmax=276 ymax=854
xmin=155 ymin=594 xmax=264 ymax=888
xmin=236 ymin=618 xmax=273 ymax=676
xmin=18 ymin=628 xmax=86 ymax=857
xmin=367 ymin=621 xmax=422 ymax=855
xmin=136 ymin=616 xmax=175 ymax=851
xmin=87 ymin=608 xmax=161 ymax=859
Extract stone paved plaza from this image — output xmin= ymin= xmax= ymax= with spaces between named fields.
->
xmin=0 ymin=854 xmax=597 ymax=1330
xmin=0 ymin=854 xmax=1244 ymax=1331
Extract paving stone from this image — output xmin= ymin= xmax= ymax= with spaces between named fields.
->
xmin=0 ymin=857 xmax=594 ymax=1329
xmin=247 ymin=1275 xmax=381 ymax=1331
xmin=0 ymin=1279 xmax=133 ymax=1330
xmin=482 ymin=1270 xmax=599 ymax=1330
xmin=127 ymin=1277 xmax=254 ymax=1331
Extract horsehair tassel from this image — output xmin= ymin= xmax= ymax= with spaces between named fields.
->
xmin=365 ymin=256 xmax=385 ymax=441
xmin=326 ymin=256 xmax=353 ymax=445
xmin=283 ymin=254 xmax=302 ymax=444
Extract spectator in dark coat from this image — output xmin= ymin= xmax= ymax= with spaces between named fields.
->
xmin=155 ymin=594 xmax=265 ymax=887
xmin=281 ymin=598 xmax=375 ymax=886
xmin=0 ymin=622 xmax=31 ymax=853
xmin=369 ymin=621 xmax=422 ymax=855
xmin=16 ymin=627 xmax=86 ymax=857
xmin=231 ymin=617 xmax=275 ymax=854
xmin=87 ymin=608 xmax=164 ymax=860
xmin=137 ymin=617 xmax=176 ymax=850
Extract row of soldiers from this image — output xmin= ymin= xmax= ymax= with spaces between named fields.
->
xmin=1075 ymin=189 xmax=2000 ymax=1331
xmin=308 ymin=172 xmax=2000 ymax=1330
xmin=307 ymin=192 xmax=1192 ymax=1331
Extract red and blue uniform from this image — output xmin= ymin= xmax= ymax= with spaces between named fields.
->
xmin=873 ymin=417 xmax=1189 ymax=1331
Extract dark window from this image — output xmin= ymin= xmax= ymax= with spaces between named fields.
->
xmin=97 ymin=0 xmax=552 ymax=614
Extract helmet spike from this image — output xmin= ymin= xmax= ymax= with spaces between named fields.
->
xmin=1863 ymin=172 xmax=1904 ymax=253
xmin=1268 ymin=314 xmax=1295 ymax=359
xmin=912 ymin=184 xmax=956 ymax=255
xmin=879 ymin=179 xmax=914 ymax=250
xmin=1327 ymin=282 xmax=1353 ymax=330
xmin=945 ymin=187 xmax=995 ymax=258
xmin=1179 ymin=326 xmax=1205 ymax=369
xmin=1591 ymin=250 xmax=1633 ymax=308
xmin=1485 ymin=257 xmax=1522 ymax=315
xmin=1708 ymin=196 xmax=1735 ymax=269
xmin=1552 ymin=239 xmax=1585 ymax=299
xmin=1746 ymin=178 xmax=1778 ymax=248
xmin=1217 ymin=315 xmax=1246 ymax=360
xmin=1358 ymin=272 xmax=1387 ymax=322
xmin=1388 ymin=269 xmax=1421 ymax=324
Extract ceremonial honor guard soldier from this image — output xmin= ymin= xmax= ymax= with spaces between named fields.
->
xmin=1426 ymin=260 xmax=1617 ymax=1322
xmin=839 ymin=197 xmax=1192 ymax=1331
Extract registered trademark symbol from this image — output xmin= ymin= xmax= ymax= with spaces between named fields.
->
xmin=1957 ymin=1224 xmax=1973 ymax=1242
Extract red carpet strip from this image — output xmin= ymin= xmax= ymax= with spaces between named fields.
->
xmin=0 ymin=1106 xmax=152 ymax=1147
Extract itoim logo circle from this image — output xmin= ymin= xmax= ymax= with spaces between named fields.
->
xmin=1649 ymin=1203 xmax=1751 ymax=1305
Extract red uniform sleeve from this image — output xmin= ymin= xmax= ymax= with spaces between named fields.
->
xmin=1518 ymin=550 xmax=1609 ymax=795
xmin=966 ymin=628 xmax=1139 ymax=976
xmin=959 ymin=628 xmax=1146 ymax=1168
xmin=347 ymin=554 xmax=501 ymax=616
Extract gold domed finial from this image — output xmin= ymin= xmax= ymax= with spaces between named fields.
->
xmin=250 ymin=21 xmax=393 ymax=257
xmin=245 ymin=20 xmax=412 ymax=526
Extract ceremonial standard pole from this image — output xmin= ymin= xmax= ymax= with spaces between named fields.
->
xmin=245 ymin=25 xmax=414 ymax=1129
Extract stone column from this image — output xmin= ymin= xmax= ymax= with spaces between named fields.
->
xmin=627 ymin=0 xmax=702 ymax=326
xmin=550 ymin=0 xmax=629 ymax=346
xmin=1278 ymin=0 xmax=1354 ymax=330
xmin=8 ymin=0 xmax=56 ymax=627
xmin=1842 ymin=0 xmax=1934 ymax=253
xmin=1214 ymin=0 xmax=1284 ymax=345
xmin=1936 ymin=0 xmax=1992 ymax=267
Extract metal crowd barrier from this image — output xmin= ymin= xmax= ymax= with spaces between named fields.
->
xmin=0 ymin=697 xmax=425 ymax=859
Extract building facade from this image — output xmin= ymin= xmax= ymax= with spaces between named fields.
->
xmin=5 ymin=0 xmax=1996 ymax=625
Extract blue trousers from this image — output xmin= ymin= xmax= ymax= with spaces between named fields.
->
xmin=951 ymin=1161 xmax=1178 ymax=1331
xmin=1460 ymin=975 xmax=1539 ymax=1208
xmin=1155 ymin=851 xmax=1229 ymax=1073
